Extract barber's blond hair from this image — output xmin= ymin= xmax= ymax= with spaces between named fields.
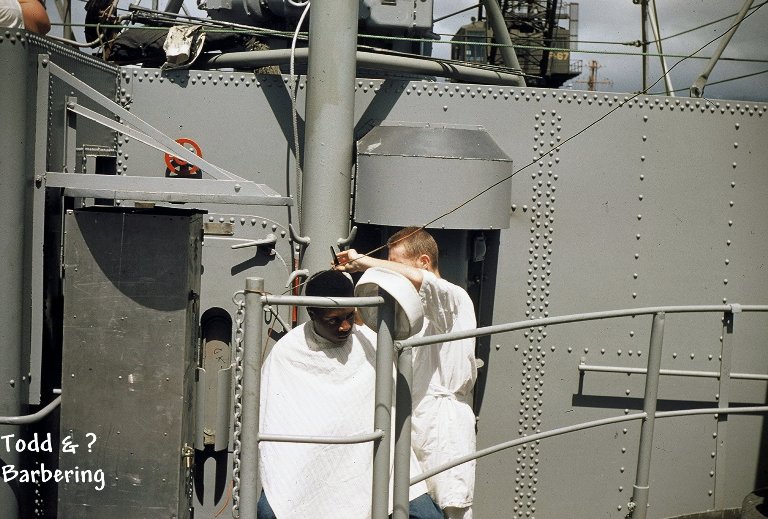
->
xmin=387 ymin=227 xmax=439 ymax=270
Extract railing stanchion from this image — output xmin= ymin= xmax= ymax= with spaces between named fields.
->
xmin=393 ymin=343 xmax=414 ymax=519
xmin=240 ymin=277 xmax=264 ymax=519
xmin=714 ymin=310 xmax=736 ymax=508
xmin=631 ymin=311 xmax=665 ymax=519
xmin=372 ymin=289 xmax=396 ymax=519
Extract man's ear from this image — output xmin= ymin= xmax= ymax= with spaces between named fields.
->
xmin=418 ymin=254 xmax=431 ymax=270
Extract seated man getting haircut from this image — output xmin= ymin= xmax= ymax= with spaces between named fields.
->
xmin=258 ymin=269 xmax=442 ymax=519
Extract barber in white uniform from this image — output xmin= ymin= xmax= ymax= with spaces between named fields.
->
xmin=337 ymin=227 xmax=477 ymax=519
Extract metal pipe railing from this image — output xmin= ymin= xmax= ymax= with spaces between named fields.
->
xmin=393 ymin=344 xmax=414 ymax=519
xmin=258 ymin=431 xmax=384 ymax=444
xmin=578 ymin=364 xmax=768 ymax=381
xmin=397 ymin=304 xmax=768 ymax=349
xmin=243 ymin=289 xmax=768 ymax=519
xmin=262 ymin=294 xmax=384 ymax=307
xmin=397 ymin=303 xmax=766 ymax=518
xmin=238 ymin=278 xmax=264 ymax=519
xmin=631 ymin=312 xmax=665 ymax=519
xmin=372 ymin=289 xmax=397 ymax=519
xmin=0 ymin=395 xmax=62 ymax=425
xmin=409 ymin=404 xmax=768 ymax=486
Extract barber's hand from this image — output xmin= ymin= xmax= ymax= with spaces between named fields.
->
xmin=334 ymin=249 xmax=369 ymax=272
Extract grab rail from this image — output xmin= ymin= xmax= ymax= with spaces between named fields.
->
xmin=397 ymin=304 xmax=768 ymax=519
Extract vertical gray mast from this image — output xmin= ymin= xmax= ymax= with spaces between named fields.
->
xmin=299 ymin=0 xmax=360 ymax=276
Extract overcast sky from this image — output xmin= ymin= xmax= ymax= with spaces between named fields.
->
xmin=432 ymin=0 xmax=768 ymax=102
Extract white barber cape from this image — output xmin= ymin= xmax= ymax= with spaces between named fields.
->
xmin=259 ymin=322 xmax=427 ymax=519
xmin=412 ymin=270 xmax=477 ymax=511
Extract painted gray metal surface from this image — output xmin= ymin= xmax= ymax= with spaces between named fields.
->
xmin=59 ymin=207 xmax=202 ymax=518
xmin=467 ymin=93 xmax=768 ymax=518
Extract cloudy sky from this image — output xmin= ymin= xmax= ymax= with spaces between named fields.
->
xmin=432 ymin=0 xmax=768 ymax=102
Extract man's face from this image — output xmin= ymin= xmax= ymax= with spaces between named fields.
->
xmin=310 ymin=307 xmax=355 ymax=345
xmin=388 ymin=244 xmax=421 ymax=268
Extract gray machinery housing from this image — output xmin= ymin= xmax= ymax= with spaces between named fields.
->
xmin=205 ymin=0 xmax=434 ymax=36
xmin=1 ymin=28 xmax=767 ymax=519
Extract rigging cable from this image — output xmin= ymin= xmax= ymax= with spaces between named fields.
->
xmin=655 ymin=0 xmax=768 ymax=43
xmin=289 ymin=2 xmax=311 ymax=275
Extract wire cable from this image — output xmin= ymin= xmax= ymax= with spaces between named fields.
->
xmin=290 ymin=2 xmax=311 ymax=258
xmin=655 ymin=0 xmax=768 ymax=44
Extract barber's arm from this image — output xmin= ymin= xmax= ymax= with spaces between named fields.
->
xmin=334 ymin=249 xmax=424 ymax=289
xmin=18 ymin=0 xmax=49 ymax=34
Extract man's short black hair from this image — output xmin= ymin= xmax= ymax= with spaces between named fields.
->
xmin=305 ymin=270 xmax=354 ymax=314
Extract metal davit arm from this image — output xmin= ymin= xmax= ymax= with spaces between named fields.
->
xmin=690 ymin=0 xmax=756 ymax=97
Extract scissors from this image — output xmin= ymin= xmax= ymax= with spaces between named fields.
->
xmin=331 ymin=246 xmax=340 ymax=266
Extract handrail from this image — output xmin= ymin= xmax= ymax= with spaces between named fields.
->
xmin=261 ymin=294 xmax=385 ymax=307
xmin=259 ymin=430 xmax=385 ymax=444
xmin=397 ymin=304 xmax=768 ymax=349
xmin=409 ymin=404 xmax=768 ymax=485
xmin=0 ymin=395 xmax=62 ymax=425
xmin=398 ymin=303 xmax=767 ymax=519
xmin=579 ymin=363 xmax=768 ymax=381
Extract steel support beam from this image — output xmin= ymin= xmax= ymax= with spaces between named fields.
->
xmin=647 ymin=0 xmax=674 ymax=96
xmin=238 ymin=277 xmax=265 ymax=519
xmin=714 ymin=311 xmax=736 ymax=509
xmin=44 ymin=172 xmax=292 ymax=206
xmin=631 ymin=312 xmax=665 ymax=519
xmin=0 ymin=33 xmax=31 ymax=519
xmin=299 ymin=0 xmax=360 ymax=277
xmin=393 ymin=345 xmax=414 ymax=519
xmin=200 ymin=48 xmax=526 ymax=86
xmin=691 ymin=0 xmax=755 ymax=97
xmin=481 ymin=0 xmax=525 ymax=83
xmin=372 ymin=289 xmax=396 ymax=519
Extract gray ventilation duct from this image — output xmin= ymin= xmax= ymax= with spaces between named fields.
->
xmin=355 ymin=123 xmax=513 ymax=230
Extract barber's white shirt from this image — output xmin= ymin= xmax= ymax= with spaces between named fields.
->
xmin=412 ymin=270 xmax=477 ymax=510
xmin=259 ymin=323 xmax=427 ymax=519
xmin=0 ymin=0 xmax=24 ymax=29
